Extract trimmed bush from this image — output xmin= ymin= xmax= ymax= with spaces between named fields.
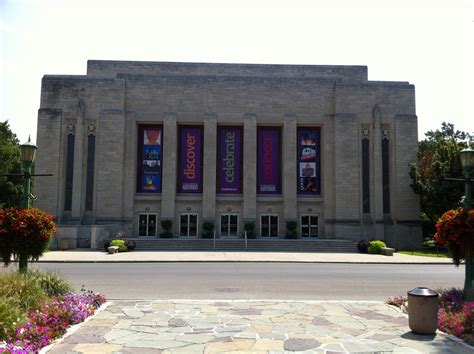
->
xmin=285 ymin=221 xmax=298 ymax=239
xmin=244 ymin=221 xmax=256 ymax=239
xmin=202 ymin=222 xmax=214 ymax=239
xmin=357 ymin=240 xmax=370 ymax=253
xmin=125 ymin=239 xmax=136 ymax=250
xmin=160 ymin=219 xmax=173 ymax=238
xmin=368 ymin=240 xmax=387 ymax=254
xmin=110 ymin=239 xmax=127 ymax=252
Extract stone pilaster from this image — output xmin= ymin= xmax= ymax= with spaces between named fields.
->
xmin=71 ymin=99 xmax=85 ymax=220
xmin=161 ymin=112 xmax=177 ymax=220
xmin=202 ymin=113 xmax=217 ymax=221
xmin=243 ymin=113 xmax=257 ymax=221
xmin=372 ymin=104 xmax=384 ymax=240
xmin=283 ymin=114 xmax=297 ymax=221
xmin=95 ymin=110 xmax=125 ymax=220
xmin=35 ymin=108 xmax=62 ymax=217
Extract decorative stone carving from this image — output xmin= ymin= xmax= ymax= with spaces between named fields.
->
xmin=87 ymin=123 xmax=96 ymax=136
xmin=66 ymin=123 xmax=75 ymax=135
xmin=382 ymin=126 xmax=390 ymax=140
xmin=361 ymin=125 xmax=370 ymax=140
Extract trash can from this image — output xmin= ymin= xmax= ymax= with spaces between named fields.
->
xmin=59 ymin=238 xmax=69 ymax=250
xmin=407 ymin=287 xmax=439 ymax=334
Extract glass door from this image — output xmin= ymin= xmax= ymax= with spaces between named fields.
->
xmin=138 ymin=213 xmax=157 ymax=236
xmin=301 ymin=215 xmax=318 ymax=237
xmin=220 ymin=214 xmax=239 ymax=237
xmin=261 ymin=214 xmax=278 ymax=237
xmin=180 ymin=213 xmax=198 ymax=237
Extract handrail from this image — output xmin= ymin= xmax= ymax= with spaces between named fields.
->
xmin=244 ymin=230 xmax=248 ymax=250
xmin=213 ymin=230 xmax=216 ymax=249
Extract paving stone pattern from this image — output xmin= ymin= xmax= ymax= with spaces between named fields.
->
xmin=48 ymin=300 xmax=472 ymax=353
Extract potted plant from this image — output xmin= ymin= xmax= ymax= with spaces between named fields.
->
xmin=285 ymin=220 xmax=298 ymax=239
xmin=160 ymin=220 xmax=173 ymax=238
xmin=435 ymin=207 xmax=474 ymax=266
xmin=202 ymin=222 xmax=214 ymax=239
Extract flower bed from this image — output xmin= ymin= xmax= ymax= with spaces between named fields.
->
xmin=387 ymin=288 xmax=474 ymax=345
xmin=0 ymin=271 xmax=106 ymax=354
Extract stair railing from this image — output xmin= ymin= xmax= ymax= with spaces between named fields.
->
xmin=213 ymin=230 xmax=216 ymax=249
xmin=244 ymin=230 xmax=248 ymax=250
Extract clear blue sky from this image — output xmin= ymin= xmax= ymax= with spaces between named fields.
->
xmin=1 ymin=0 xmax=473 ymax=144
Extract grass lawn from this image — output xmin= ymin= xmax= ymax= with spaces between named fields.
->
xmin=398 ymin=248 xmax=449 ymax=258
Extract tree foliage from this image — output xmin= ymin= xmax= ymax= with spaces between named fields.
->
xmin=0 ymin=121 xmax=22 ymax=208
xmin=409 ymin=122 xmax=473 ymax=236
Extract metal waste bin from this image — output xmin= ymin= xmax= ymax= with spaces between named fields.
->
xmin=407 ymin=287 xmax=438 ymax=334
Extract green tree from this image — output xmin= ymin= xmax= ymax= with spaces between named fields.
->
xmin=409 ymin=122 xmax=473 ymax=237
xmin=0 ymin=121 xmax=23 ymax=208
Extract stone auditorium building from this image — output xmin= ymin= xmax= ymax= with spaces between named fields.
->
xmin=35 ymin=60 xmax=421 ymax=249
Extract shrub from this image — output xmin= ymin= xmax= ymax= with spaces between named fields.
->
xmin=110 ymin=240 xmax=127 ymax=252
xmin=0 ymin=208 xmax=57 ymax=272
xmin=202 ymin=222 xmax=214 ymax=239
xmin=27 ymin=269 xmax=73 ymax=296
xmin=0 ymin=271 xmax=47 ymax=313
xmin=103 ymin=240 xmax=111 ymax=252
xmin=285 ymin=221 xmax=298 ymax=239
xmin=244 ymin=221 xmax=256 ymax=239
xmin=0 ymin=298 xmax=27 ymax=340
xmin=357 ymin=240 xmax=370 ymax=253
xmin=125 ymin=239 xmax=136 ymax=250
xmin=160 ymin=219 xmax=173 ymax=238
xmin=368 ymin=240 xmax=386 ymax=254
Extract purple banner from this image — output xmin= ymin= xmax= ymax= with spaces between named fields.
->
xmin=257 ymin=127 xmax=281 ymax=194
xmin=297 ymin=127 xmax=320 ymax=194
xmin=178 ymin=126 xmax=203 ymax=193
xmin=218 ymin=127 xmax=242 ymax=193
xmin=139 ymin=126 xmax=162 ymax=193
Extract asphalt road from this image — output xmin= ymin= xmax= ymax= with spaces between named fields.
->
xmin=18 ymin=262 xmax=463 ymax=301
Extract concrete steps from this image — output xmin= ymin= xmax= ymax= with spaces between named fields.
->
xmin=132 ymin=238 xmax=357 ymax=252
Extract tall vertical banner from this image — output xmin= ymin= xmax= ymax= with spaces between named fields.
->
xmin=257 ymin=127 xmax=281 ymax=194
xmin=139 ymin=126 xmax=162 ymax=193
xmin=297 ymin=127 xmax=320 ymax=194
xmin=178 ymin=126 xmax=203 ymax=193
xmin=217 ymin=127 xmax=242 ymax=193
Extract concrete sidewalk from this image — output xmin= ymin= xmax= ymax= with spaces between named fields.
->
xmin=47 ymin=300 xmax=473 ymax=353
xmin=38 ymin=250 xmax=453 ymax=264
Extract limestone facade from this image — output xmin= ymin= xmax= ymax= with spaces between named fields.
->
xmin=35 ymin=60 xmax=421 ymax=249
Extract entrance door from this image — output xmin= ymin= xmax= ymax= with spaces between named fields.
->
xmin=301 ymin=215 xmax=318 ymax=237
xmin=220 ymin=214 xmax=239 ymax=237
xmin=260 ymin=214 xmax=278 ymax=237
xmin=138 ymin=213 xmax=157 ymax=236
xmin=180 ymin=213 xmax=198 ymax=237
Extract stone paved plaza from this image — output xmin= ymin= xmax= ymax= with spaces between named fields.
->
xmin=48 ymin=300 xmax=472 ymax=353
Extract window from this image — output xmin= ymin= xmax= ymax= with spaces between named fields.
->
xmin=85 ymin=135 xmax=95 ymax=211
xmin=382 ymin=138 xmax=390 ymax=213
xmin=220 ymin=214 xmax=239 ymax=237
xmin=64 ymin=134 xmax=75 ymax=211
xmin=180 ymin=213 xmax=198 ymax=236
xmin=301 ymin=215 xmax=318 ymax=237
xmin=138 ymin=213 xmax=157 ymax=236
xmin=260 ymin=214 xmax=278 ymax=237
xmin=362 ymin=138 xmax=370 ymax=213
